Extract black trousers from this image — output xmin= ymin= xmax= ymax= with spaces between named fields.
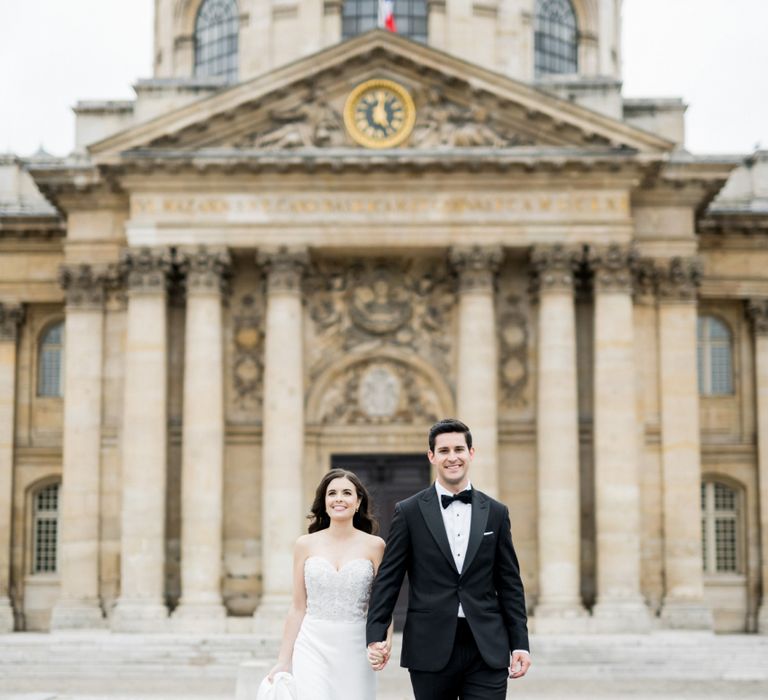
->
xmin=409 ymin=619 xmax=508 ymax=700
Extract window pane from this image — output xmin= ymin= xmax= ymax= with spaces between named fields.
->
xmin=714 ymin=518 xmax=737 ymax=572
xmin=342 ymin=0 xmax=428 ymax=43
xmin=33 ymin=484 xmax=60 ymax=574
xmin=38 ymin=322 xmax=64 ymax=397
xmin=534 ymin=0 xmax=578 ymax=76
xmin=194 ymin=0 xmax=239 ymax=83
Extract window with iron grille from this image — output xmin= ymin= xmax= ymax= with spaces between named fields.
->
xmin=194 ymin=0 xmax=239 ymax=83
xmin=38 ymin=321 xmax=63 ymax=398
xmin=342 ymin=0 xmax=428 ymax=43
xmin=534 ymin=0 xmax=578 ymax=76
xmin=32 ymin=483 xmax=60 ymax=574
xmin=697 ymin=315 xmax=734 ymax=395
xmin=701 ymin=481 xmax=740 ymax=574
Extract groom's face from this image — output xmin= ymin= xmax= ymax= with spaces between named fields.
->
xmin=429 ymin=432 xmax=474 ymax=493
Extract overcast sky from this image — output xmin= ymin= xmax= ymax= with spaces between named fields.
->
xmin=1 ymin=0 xmax=766 ymax=157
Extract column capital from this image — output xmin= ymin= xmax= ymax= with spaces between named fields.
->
xmin=588 ymin=244 xmax=637 ymax=294
xmin=120 ymin=247 xmax=174 ymax=295
xmin=530 ymin=244 xmax=582 ymax=296
xmin=0 ymin=303 xmax=25 ymax=341
xmin=258 ymin=247 xmax=308 ymax=293
xmin=449 ymin=245 xmax=503 ymax=293
xmin=656 ymin=257 xmax=702 ymax=303
xmin=58 ymin=264 xmax=111 ymax=310
xmin=179 ymin=246 xmax=232 ymax=296
xmin=747 ymin=299 xmax=768 ymax=336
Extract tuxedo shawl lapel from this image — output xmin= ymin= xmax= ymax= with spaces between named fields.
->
xmin=417 ymin=487 xmax=459 ymax=574
xmin=461 ymin=489 xmax=490 ymax=576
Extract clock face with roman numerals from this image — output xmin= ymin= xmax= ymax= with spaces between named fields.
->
xmin=343 ymin=79 xmax=416 ymax=149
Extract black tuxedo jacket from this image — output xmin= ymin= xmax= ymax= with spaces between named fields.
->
xmin=366 ymin=485 xmax=529 ymax=672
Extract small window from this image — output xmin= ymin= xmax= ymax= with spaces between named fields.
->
xmin=342 ymin=0 xmax=428 ymax=43
xmin=701 ymin=481 xmax=741 ymax=574
xmin=38 ymin=321 xmax=64 ymax=398
xmin=534 ymin=0 xmax=578 ymax=77
xmin=697 ymin=316 xmax=734 ymax=395
xmin=32 ymin=483 xmax=60 ymax=574
xmin=194 ymin=0 xmax=239 ymax=83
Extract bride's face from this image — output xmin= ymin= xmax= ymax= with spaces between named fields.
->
xmin=325 ymin=477 xmax=361 ymax=523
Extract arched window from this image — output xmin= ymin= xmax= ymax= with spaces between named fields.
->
xmin=697 ymin=316 xmax=734 ymax=395
xmin=342 ymin=0 xmax=428 ymax=43
xmin=38 ymin=321 xmax=63 ymax=398
xmin=194 ymin=0 xmax=239 ymax=83
xmin=32 ymin=482 xmax=60 ymax=574
xmin=534 ymin=0 xmax=578 ymax=77
xmin=701 ymin=480 xmax=741 ymax=574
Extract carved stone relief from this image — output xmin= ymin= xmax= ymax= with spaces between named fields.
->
xmin=229 ymin=292 xmax=265 ymax=415
xmin=497 ymin=295 xmax=529 ymax=407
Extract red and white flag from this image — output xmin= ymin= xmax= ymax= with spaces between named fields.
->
xmin=378 ymin=0 xmax=397 ymax=32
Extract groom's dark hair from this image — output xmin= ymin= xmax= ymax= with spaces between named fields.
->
xmin=428 ymin=418 xmax=472 ymax=453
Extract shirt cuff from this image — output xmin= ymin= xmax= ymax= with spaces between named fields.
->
xmin=512 ymin=649 xmax=530 ymax=656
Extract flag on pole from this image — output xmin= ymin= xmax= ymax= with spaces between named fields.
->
xmin=378 ymin=0 xmax=397 ymax=32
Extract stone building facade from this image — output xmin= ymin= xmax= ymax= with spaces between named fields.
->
xmin=1 ymin=0 xmax=767 ymax=635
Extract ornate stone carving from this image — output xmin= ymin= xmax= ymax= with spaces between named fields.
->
xmin=0 ymin=303 xmax=24 ymax=341
xmin=588 ymin=244 xmax=637 ymax=294
xmin=179 ymin=246 xmax=232 ymax=296
xmin=529 ymin=244 xmax=583 ymax=296
xmin=120 ymin=247 xmax=174 ymax=294
xmin=633 ymin=258 xmax=659 ymax=300
xmin=258 ymin=247 xmax=309 ymax=294
xmin=747 ymin=299 xmax=768 ymax=336
xmin=317 ymin=359 xmax=441 ymax=425
xmin=497 ymin=295 xmax=529 ymax=406
xmin=450 ymin=245 xmax=503 ymax=293
xmin=348 ymin=267 xmax=413 ymax=334
xmin=58 ymin=264 xmax=109 ymax=309
xmin=230 ymin=293 xmax=265 ymax=409
xmin=657 ymin=257 xmax=702 ymax=302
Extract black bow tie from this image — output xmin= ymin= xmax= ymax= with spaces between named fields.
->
xmin=441 ymin=490 xmax=472 ymax=509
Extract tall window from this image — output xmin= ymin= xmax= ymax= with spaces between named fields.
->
xmin=534 ymin=0 xmax=578 ymax=76
xmin=194 ymin=0 xmax=239 ymax=83
xmin=697 ymin=315 xmax=734 ymax=395
xmin=342 ymin=0 xmax=428 ymax=43
xmin=701 ymin=481 xmax=741 ymax=574
xmin=38 ymin=321 xmax=63 ymax=398
xmin=32 ymin=483 xmax=60 ymax=574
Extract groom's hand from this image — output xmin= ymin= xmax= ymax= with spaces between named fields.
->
xmin=367 ymin=641 xmax=390 ymax=671
xmin=509 ymin=650 xmax=531 ymax=679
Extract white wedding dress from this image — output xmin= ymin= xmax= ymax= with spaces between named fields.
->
xmin=292 ymin=556 xmax=376 ymax=700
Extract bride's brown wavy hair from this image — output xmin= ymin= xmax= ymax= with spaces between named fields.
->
xmin=307 ymin=468 xmax=379 ymax=535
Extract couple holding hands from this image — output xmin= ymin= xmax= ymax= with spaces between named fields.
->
xmin=267 ymin=418 xmax=531 ymax=699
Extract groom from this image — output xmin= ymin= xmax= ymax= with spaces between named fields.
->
xmin=366 ymin=418 xmax=531 ymax=699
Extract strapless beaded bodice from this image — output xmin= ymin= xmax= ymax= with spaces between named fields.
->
xmin=303 ymin=557 xmax=374 ymax=622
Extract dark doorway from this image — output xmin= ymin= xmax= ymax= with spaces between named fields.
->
xmin=331 ymin=453 xmax=431 ymax=630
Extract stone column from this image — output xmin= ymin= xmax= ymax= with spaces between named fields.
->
xmin=747 ymin=299 xmax=768 ymax=633
xmin=173 ymin=248 xmax=231 ymax=632
xmin=50 ymin=266 xmax=109 ymax=630
xmin=0 ymin=303 xmax=23 ymax=632
xmin=254 ymin=247 xmax=308 ymax=629
xmin=657 ymin=258 xmax=712 ymax=629
xmin=530 ymin=245 xmax=587 ymax=630
xmin=112 ymin=248 xmax=173 ymax=632
xmin=588 ymin=246 xmax=649 ymax=631
xmin=450 ymin=246 xmax=502 ymax=498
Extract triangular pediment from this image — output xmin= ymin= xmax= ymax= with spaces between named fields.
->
xmin=90 ymin=30 xmax=673 ymax=162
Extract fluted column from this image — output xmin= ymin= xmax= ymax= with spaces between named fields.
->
xmin=50 ymin=266 xmax=109 ymax=629
xmin=0 ymin=303 xmax=23 ymax=632
xmin=450 ymin=246 xmax=502 ymax=497
xmin=657 ymin=258 xmax=712 ymax=629
xmin=530 ymin=245 xmax=587 ymax=630
xmin=112 ymin=248 xmax=173 ymax=632
xmin=173 ymin=247 xmax=231 ymax=631
xmin=588 ymin=246 xmax=649 ymax=631
xmin=254 ymin=247 xmax=308 ymax=629
xmin=747 ymin=299 xmax=768 ymax=633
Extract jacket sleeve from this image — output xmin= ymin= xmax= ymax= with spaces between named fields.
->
xmin=494 ymin=505 xmax=530 ymax=653
xmin=366 ymin=502 xmax=410 ymax=645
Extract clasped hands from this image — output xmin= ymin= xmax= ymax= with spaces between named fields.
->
xmin=366 ymin=640 xmax=391 ymax=671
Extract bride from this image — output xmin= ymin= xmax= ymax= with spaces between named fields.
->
xmin=267 ymin=469 xmax=393 ymax=699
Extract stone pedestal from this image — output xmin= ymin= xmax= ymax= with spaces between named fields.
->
xmin=657 ymin=259 xmax=712 ymax=629
xmin=747 ymin=300 xmax=768 ymax=634
xmin=50 ymin=266 xmax=108 ymax=630
xmin=253 ymin=248 xmax=308 ymax=634
xmin=0 ymin=304 xmax=23 ymax=632
xmin=530 ymin=245 xmax=587 ymax=630
xmin=589 ymin=247 xmax=650 ymax=632
xmin=173 ymin=248 xmax=230 ymax=632
xmin=450 ymin=246 xmax=502 ymax=497
xmin=112 ymin=248 xmax=172 ymax=632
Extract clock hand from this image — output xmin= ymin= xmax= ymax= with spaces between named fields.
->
xmin=372 ymin=94 xmax=389 ymax=128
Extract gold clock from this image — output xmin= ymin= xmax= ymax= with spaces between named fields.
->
xmin=343 ymin=79 xmax=416 ymax=149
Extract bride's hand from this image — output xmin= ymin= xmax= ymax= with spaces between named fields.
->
xmin=267 ymin=660 xmax=291 ymax=682
xmin=367 ymin=642 xmax=389 ymax=671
